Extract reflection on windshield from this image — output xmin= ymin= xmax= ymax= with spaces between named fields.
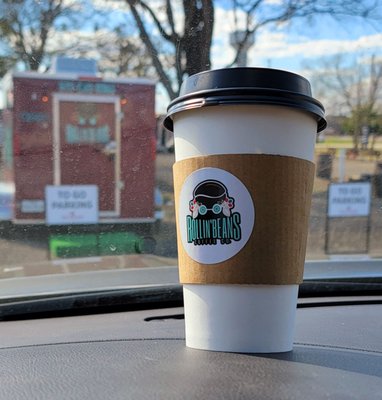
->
xmin=0 ymin=0 xmax=381 ymax=283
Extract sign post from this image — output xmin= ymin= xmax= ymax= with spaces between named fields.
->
xmin=325 ymin=182 xmax=372 ymax=254
xmin=45 ymin=185 xmax=99 ymax=225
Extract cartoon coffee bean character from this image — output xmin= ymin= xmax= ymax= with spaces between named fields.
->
xmin=189 ymin=180 xmax=235 ymax=245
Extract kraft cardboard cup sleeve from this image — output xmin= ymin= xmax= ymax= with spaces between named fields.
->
xmin=164 ymin=67 xmax=326 ymax=353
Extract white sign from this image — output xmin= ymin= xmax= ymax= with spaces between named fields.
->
xmin=45 ymin=185 xmax=99 ymax=225
xmin=328 ymin=182 xmax=371 ymax=218
xmin=178 ymin=168 xmax=255 ymax=264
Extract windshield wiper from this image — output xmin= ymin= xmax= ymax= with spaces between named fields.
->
xmin=0 ymin=285 xmax=183 ymax=321
xmin=1 ymin=281 xmax=382 ymax=321
xmin=299 ymin=281 xmax=382 ymax=297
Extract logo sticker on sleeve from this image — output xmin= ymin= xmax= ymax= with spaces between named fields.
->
xmin=179 ymin=168 xmax=255 ymax=264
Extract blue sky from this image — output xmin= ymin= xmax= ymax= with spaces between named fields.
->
xmin=1 ymin=0 xmax=382 ymax=114
xmin=201 ymin=2 xmax=382 ymax=115
xmin=211 ymin=5 xmax=382 ymax=72
xmin=48 ymin=0 xmax=382 ymax=77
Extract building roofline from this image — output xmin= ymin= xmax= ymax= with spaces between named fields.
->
xmin=11 ymin=71 xmax=156 ymax=86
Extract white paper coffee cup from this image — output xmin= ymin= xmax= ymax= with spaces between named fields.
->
xmin=164 ymin=68 xmax=326 ymax=353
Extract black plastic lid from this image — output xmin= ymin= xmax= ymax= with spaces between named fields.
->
xmin=164 ymin=67 xmax=326 ymax=132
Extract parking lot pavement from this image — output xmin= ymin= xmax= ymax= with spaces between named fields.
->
xmin=0 ymin=254 xmax=177 ymax=279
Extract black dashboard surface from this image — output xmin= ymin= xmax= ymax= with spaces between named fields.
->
xmin=1 ymin=301 xmax=382 ymax=399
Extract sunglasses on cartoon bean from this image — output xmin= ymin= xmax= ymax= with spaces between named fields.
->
xmin=198 ymin=204 xmax=223 ymax=215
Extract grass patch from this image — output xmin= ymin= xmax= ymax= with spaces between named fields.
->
xmin=316 ymin=135 xmax=382 ymax=150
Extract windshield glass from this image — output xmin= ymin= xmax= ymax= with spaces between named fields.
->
xmin=0 ymin=0 xmax=382 ymax=299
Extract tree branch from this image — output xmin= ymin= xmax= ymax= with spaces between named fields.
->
xmin=139 ymin=0 xmax=176 ymax=43
xmin=126 ymin=0 xmax=177 ymax=99
xmin=166 ymin=0 xmax=178 ymax=40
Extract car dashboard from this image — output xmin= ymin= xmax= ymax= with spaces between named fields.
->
xmin=1 ymin=293 xmax=382 ymax=399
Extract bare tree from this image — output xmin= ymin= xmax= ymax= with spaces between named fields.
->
xmin=95 ymin=25 xmax=153 ymax=77
xmin=313 ymin=54 xmax=382 ymax=150
xmin=0 ymin=0 xmax=87 ymax=74
xmin=229 ymin=0 xmax=381 ymax=66
xmin=125 ymin=0 xmax=214 ymax=100
xmin=124 ymin=0 xmax=381 ymax=100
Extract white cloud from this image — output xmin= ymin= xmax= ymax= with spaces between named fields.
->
xmin=211 ymin=4 xmax=382 ymax=69
xmin=211 ymin=7 xmax=249 ymax=68
xmin=91 ymin=0 xmax=129 ymax=12
xmin=252 ymin=32 xmax=382 ymax=60
xmin=264 ymin=0 xmax=283 ymax=4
